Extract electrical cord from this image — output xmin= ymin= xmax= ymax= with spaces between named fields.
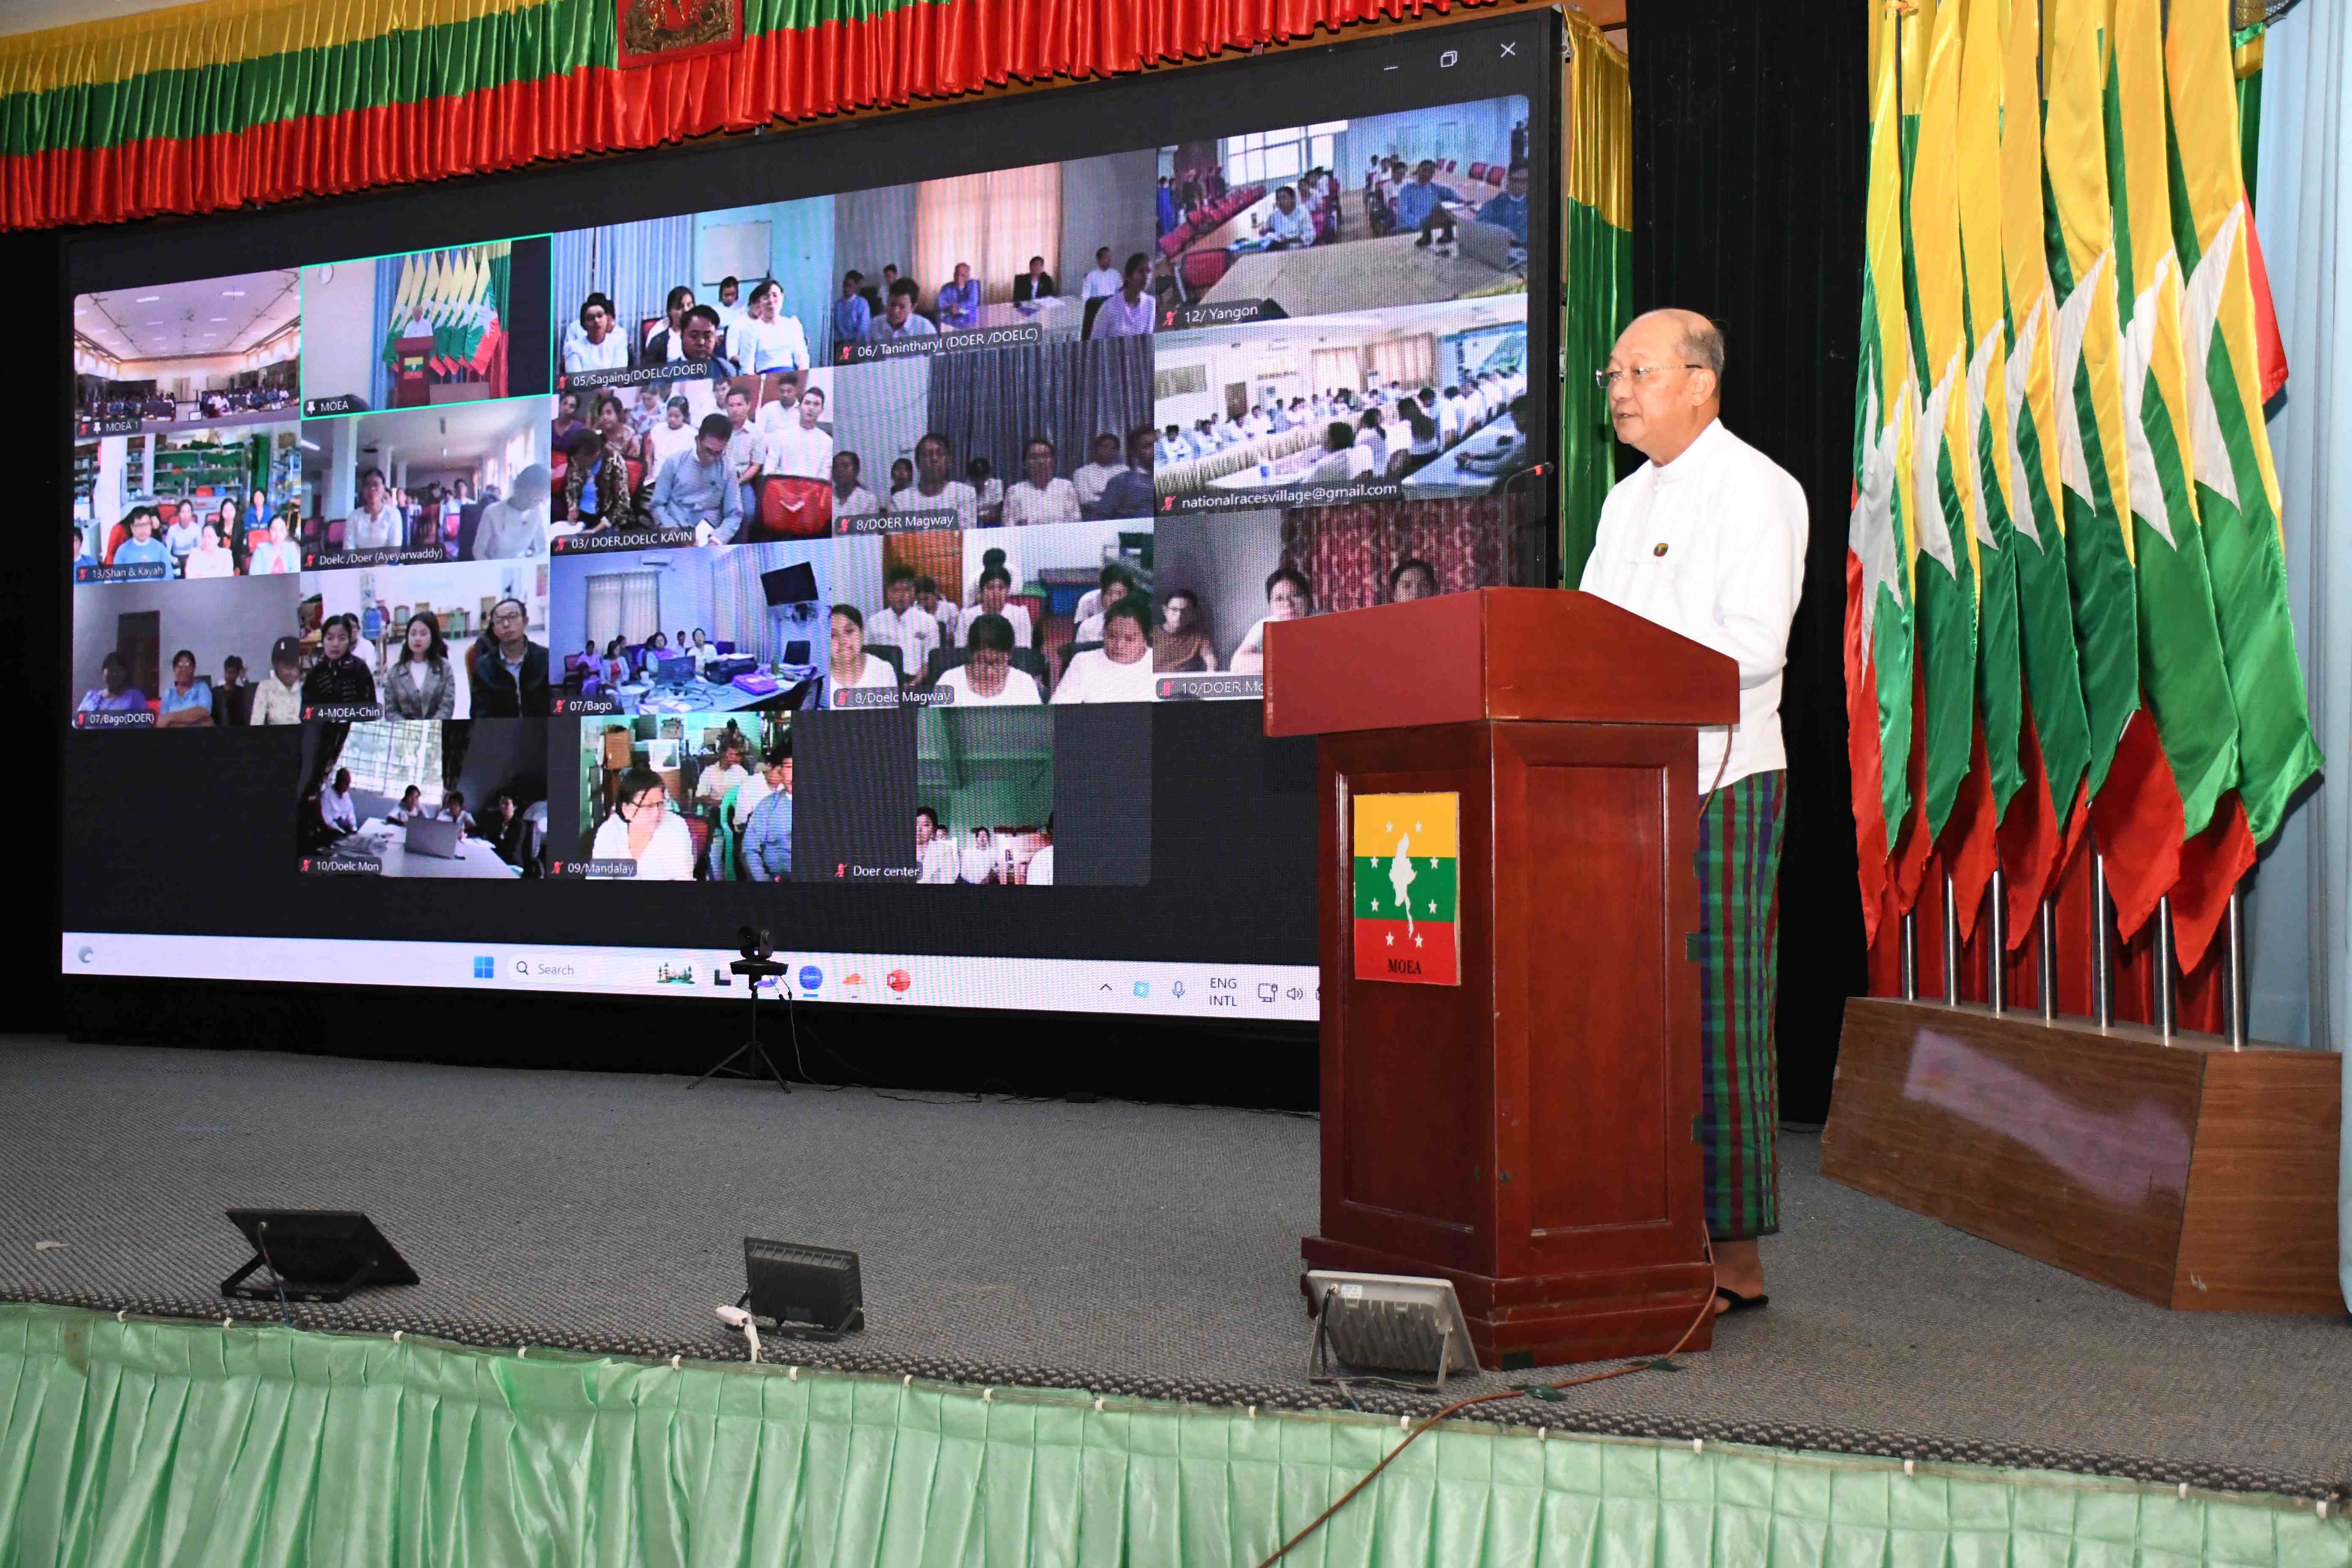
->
xmin=1253 ymin=1232 xmax=1722 ymax=1568
xmin=253 ymin=1220 xmax=294 ymax=1328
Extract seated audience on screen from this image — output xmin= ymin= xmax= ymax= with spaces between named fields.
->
xmin=1004 ymin=436 xmax=1081 ymax=527
xmin=601 ymin=636 xmax=630 ymax=686
xmin=723 ymin=386 xmax=764 ymax=528
xmin=636 ymin=632 xmax=672 ymax=675
xmin=936 ymin=263 xmax=981 ymax=332
xmin=1156 ymin=425 xmax=1191 ymax=466
xmin=915 ymin=807 xmax=958 ymax=883
xmin=957 ymin=566 xmax=1032 ymax=649
xmin=1027 ymin=817 xmax=1055 ymax=885
xmin=828 ymin=604 xmax=898 ymax=696
xmin=832 ymin=271 xmax=870 ymax=349
xmin=740 ymin=742 xmax=796 ymax=882
xmin=552 ymin=390 xmax=588 ymax=455
xmin=155 ymin=648 xmax=213 ymax=727
xmin=1074 ymin=568 xmax=1134 ymax=644
xmin=478 ymin=791 xmax=534 ymax=869
xmin=469 ymin=598 xmax=548 ymax=718
xmin=695 ymin=738 xmax=751 ymax=818
xmin=713 ymin=276 xmax=744 ymax=328
xmin=959 ymin=825 xmax=999 ymax=884
xmin=183 ymin=523 xmax=235 ymax=579
xmin=867 ymin=567 xmax=939 ymax=678
xmin=1096 ymin=427 xmax=1157 ymax=519
xmin=1072 ymin=432 xmax=1128 ymax=514
xmin=638 ymin=286 xmax=697 ymax=365
xmin=321 ymin=769 xmax=359 ymax=836
xmin=673 ymin=308 xmax=741 ymax=427
xmin=966 ymin=457 xmax=1004 ymax=526
xmin=77 ymin=651 xmax=147 ymax=714
xmin=212 ymin=654 xmax=250 ymax=726
xmin=345 ymin=468 xmax=405 ymax=553
xmin=729 ymin=278 xmax=811 ymax=374
xmin=248 ymin=510 xmax=302 ymax=574
xmin=645 ymin=396 xmax=697 ymax=473
xmin=591 ymin=766 xmax=695 ymax=880
xmin=586 ymin=390 xmax=641 ymax=465
xmin=893 ymin=434 xmax=979 ymax=526
xmin=1304 ymin=422 xmax=1361 ymax=485
xmin=437 ymin=790 xmax=476 ymax=835
xmin=832 ymin=451 xmax=882 ymax=518
xmin=1263 ymin=184 xmax=1317 ymax=248
xmin=1478 ymin=163 xmax=1533 ymax=245
xmin=629 ymin=384 xmax=664 ymax=442
xmin=565 ymin=293 xmax=630 ymax=375
xmin=1398 ymin=160 xmax=1467 ymax=249
xmin=384 ymin=613 xmax=456 ymax=719
xmin=1388 ymin=557 xmax=1441 ymax=602
xmin=471 ymin=463 xmax=550 ymax=558
xmin=915 ymin=576 xmax=959 ymax=645
xmin=388 ymin=786 xmax=426 ymax=825
xmin=765 ymin=384 xmax=835 ymax=537
xmin=302 ymin=616 xmax=378 ymax=708
xmin=1012 ymin=256 xmax=1056 ymax=303
xmin=72 ymin=525 xmax=95 ymax=576
xmin=161 ymin=504 xmax=201 ymax=571
xmin=1230 ymin=566 xmax=1312 ymax=675
xmin=687 ymin=629 xmax=716 ymax=670
xmin=112 ymin=508 xmax=171 ymax=570
xmin=1154 ymin=589 xmax=1219 ymax=672
xmin=1054 ymin=597 xmax=1156 ymax=705
xmin=938 ymin=613 xmax=1041 ymax=705
xmin=253 ymin=637 xmax=304 ymax=724
xmin=1094 ymin=253 xmax=1157 ymax=339
xmin=868 ymin=278 xmax=939 ymax=344
xmin=652 ymin=414 xmax=744 ymax=542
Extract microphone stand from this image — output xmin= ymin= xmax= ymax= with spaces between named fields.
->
xmin=691 ymin=956 xmax=792 ymax=1091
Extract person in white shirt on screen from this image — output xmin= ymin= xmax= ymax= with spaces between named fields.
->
xmin=695 ymin=738 xmax=751 ymax=818
xmin=246 ymin=511 xmax=302 ymax=575
xmin=937 ymin=613 xmax=1040 ymax=705
xmin=643 ymin=286 xmax=696 ymax=364
xmin=1072 ymin=431 xmax=1129 ymax=516
xmin=729 ymin=278 xmax=811 ymax=374
xmin=1305 ymin=422 xmax=1359 ymax=485
xmin=1074 ymin=568 xmax=1134 ymax=644
xmin=471 ymin=464 xmax=550 ymax=560
xmin=686 ymin=629 xmax=716 ymax=670
xmin=866 ymin=568 xmax=939 ymax=676
xmin=828 ymin=604 xmax=901 ymax=697
xmin=346 ymin=468 xmax=404 ymax=552
xmin=956 ymin=566 xmax=1031 ymax=649
xmin=437 ymin=790 xmax=476 ymax=836
xmin=1230 ymin=566 xmax=1311 ymax=675
xmin=1054 ymin=597 xmax=1157 ymax=705
xmin=958 ymin=826 xmax=999 ymax=885
xmin=1262 ymin=185 xmax=1317 ymax=248
xmin=966 ymin=457 xmax=1005 ymax=526
xmin=591 ymin=766 xmax=698 ymax=880
xmin=645 ymin=396 xmax=697 ymax=472
xmin=867 ymin=278 xmax=940 ymax=344
xmin=183 ymin=523 xmax=234 ymax=579
xmin=1579 ymin=309 xmax=1807 ymax=1311
xmin=1095 ymin=252 xmax=1157 ymax=338
xmin=1353 ymin=408 xmax=1388 ymax=474
xmin=387 ymin=786 xmax=425 ymax=825
xmin=1157 ymin=424 xmax=1191 ymax=466
xmin=713 ymin=276 xmax=745 ymax=329
xmin=915 ymin=807 xmax=960 ymax=883
xmin=321 ymin=769 xmax=359 ymax=837
xmin=1026 ymin=820 xmax=1055 ymax=885
xmin=564 ymin=293 xmax=630 ymax=375
xmin=763 ymin=384 xmax=833 ymax=480
xmin=831 ymin=451 xmax=882 ymax=519
xmin=898 ymin=433 xmax=979 ymax=526
xmin=1003 ymin=437 xmax=1081 ymax=527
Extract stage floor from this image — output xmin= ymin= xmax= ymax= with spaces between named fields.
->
xmin=3 ymin=1037 xmax=2344 ymax=1502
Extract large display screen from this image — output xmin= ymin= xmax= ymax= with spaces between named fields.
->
xmin=60 ymin=12 xmax=1559 ymax=1021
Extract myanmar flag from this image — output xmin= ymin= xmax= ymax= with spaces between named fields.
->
xmin=1351 ymin=792 xmax=1460 ymax=987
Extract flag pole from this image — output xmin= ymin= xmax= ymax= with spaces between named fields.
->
xmin=2036 ymin=898 xmax=2056 ymax=1024
xmin=2092 ymin=852 xmax=2113 ymax=1028
xmin=1941 ymin=870 xmax=1960 ymax=1008
xmin=2154 ymin=894 xmax=2176 ymax=1042
xmin=1987 ymin=860 xmax=2006 ymax=1015
xmin=2226 ymin=885 xmax=2246 ymax=1049
xmin=1901 ymin=911 xmax=1918 ymax=1001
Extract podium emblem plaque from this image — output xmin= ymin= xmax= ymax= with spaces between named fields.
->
xmin=1351 ymin=792 xmax=1460 ymax=986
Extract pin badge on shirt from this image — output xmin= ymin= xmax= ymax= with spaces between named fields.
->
xmin=1652 ymin=542 xmax=1669 ymax=557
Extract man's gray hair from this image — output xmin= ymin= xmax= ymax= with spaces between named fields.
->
xmin=1680 ymin=316 xmax=1726 ymax=382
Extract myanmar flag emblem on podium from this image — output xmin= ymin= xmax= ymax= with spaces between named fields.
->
xmin=1351 ymin=792 xmax=1460 ymax=985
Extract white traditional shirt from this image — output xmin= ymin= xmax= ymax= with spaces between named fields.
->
xmin=763 ymin=419 xmax=834 ymax=481
xmin=865 ymin=603 xmax=940 ymax=675
xmin=1578 ymin=417 xmax=1807 ymax=792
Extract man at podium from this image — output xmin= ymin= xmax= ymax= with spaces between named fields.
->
xmin=1581 ymin=309 xmax=1808 ymax=1315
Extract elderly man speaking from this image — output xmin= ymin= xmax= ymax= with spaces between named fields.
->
xmin=1579 ymin=309 xmax=1807 ymax=1316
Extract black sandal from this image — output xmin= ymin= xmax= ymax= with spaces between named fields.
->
xmin=1714 ymin=1286 xmax=1769 ymax=1314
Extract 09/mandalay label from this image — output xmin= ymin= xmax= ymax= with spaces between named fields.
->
xmin=1350 ymin=792 xmax=1460 ymax=986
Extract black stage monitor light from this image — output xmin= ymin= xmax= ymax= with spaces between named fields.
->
xmin=221 ymin=1209 xmax=418 ymax=1304
xmin=761 ymin=563 xmax=818 ymax=607
xmin=741 ymin=1238 xmax=864 ymax=1340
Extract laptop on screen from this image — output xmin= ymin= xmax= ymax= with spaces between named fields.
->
xmin=405 ymin=817 xmax=462 ymax=859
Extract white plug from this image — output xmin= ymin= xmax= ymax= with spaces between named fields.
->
xmin=715 ymin=1304 xmax=762 ymax=1363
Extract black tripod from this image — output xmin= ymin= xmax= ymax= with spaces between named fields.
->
xmin=691 ymin=956 xmax=792 ymax=1090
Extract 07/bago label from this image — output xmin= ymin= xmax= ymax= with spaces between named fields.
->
xmin=1351 ymin=792 xmax=1460 ymax=986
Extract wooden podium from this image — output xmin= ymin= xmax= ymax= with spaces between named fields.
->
xmin=1264 ymin=588 xmax=1739 ymax=1367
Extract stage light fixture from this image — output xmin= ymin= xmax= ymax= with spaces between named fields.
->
xmin=741 ymin=1238 xmax=864 ymax=1340
xmin=220 ymin=1210 xmax=417 ymax=1304
xmin=1304 ymin=1270 xmax=1475 ymax=1391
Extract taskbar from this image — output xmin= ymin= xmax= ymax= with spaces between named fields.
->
xmin=60 ymin=933 xmax=1320 ymax=1021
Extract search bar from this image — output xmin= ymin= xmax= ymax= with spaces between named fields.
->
xmin=513 ymin=956 xmax=583 ymax=983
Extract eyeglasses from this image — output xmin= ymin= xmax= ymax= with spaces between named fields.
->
xmin=1594 ymin=364 xmax=1705 ymax=390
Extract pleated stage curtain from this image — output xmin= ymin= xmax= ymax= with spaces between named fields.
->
xmin=2 ymin=1306 xmax=2342 ymax=1568
xmin=1556 ymin=7 xmax=1630 ymax=584
xmin=0 ymin=0 xmax=1522 ymax=232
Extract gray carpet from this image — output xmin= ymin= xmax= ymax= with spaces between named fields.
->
xmin=3 ymin=1037 xmax=2345 ymax=1501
